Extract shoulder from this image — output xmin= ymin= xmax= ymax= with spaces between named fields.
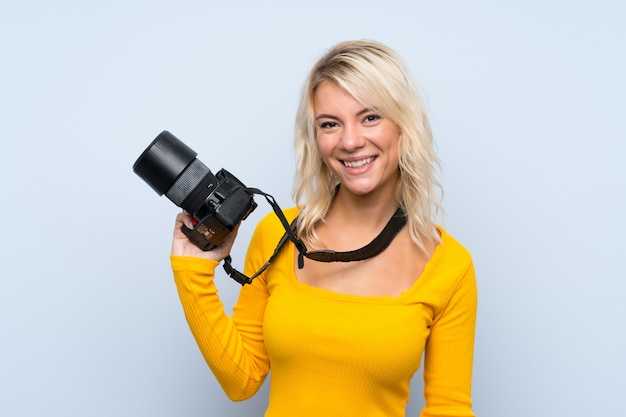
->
xmin=436 ymin=226 xmax=475 ymax=280
xmin=438 ymin=226 xmax=472 ymax=262
xmin=428 ymin=226 xmax=477 ymax=316
xmin=249 ymin=207 xmax=300 ymax=252
xmin=255 ymin=206 xmax=300 ymax=233
xmin=258 ymin=206 xmax=300 ymax=227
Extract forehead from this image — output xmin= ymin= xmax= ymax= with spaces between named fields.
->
xmin=313 ymin=80 xmax=369 ymax=114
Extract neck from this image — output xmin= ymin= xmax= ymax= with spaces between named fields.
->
xmin=329 ymin=187 xmax=400 ymax=228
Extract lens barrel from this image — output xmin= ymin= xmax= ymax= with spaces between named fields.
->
xmin=132 ymin=131 xmax=197 ymax=196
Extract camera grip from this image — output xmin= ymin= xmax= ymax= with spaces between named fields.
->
xmin=180 ymin=223 xmax=217 ymax=251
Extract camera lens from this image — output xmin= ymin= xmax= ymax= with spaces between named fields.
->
xmin=133 ymin=131 xmax=197 ymax=195
xmin=133 ymin=131 xmax=217 ymax=211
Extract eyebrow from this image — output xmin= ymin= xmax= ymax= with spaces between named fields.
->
xmin=315 ymin=107 xmax=375 ymax=121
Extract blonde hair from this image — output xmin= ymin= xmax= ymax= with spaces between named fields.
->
xmin=292 ymin=40 xmax=443 ymax=253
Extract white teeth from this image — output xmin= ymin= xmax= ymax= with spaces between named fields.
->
xmin=343 ymin=157 xmax=374 ymax=168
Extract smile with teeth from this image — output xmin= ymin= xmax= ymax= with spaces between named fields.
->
xmin=342 ymin=157 xmax=375 ymax=168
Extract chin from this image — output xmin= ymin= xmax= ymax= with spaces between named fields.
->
xmin=341 ymin=184 xmax=378 ymax=196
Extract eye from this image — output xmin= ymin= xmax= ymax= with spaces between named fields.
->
xmin=319 ymin=121 xmax=338 ymax=129
xmin=363 ymin=114 xmax=382 ymax=124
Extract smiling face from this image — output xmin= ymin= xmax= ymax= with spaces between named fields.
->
xmin=313 ymin=80 xmax=401 ymax=201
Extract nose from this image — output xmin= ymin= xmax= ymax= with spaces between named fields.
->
xmin=340 ymin=124 xmax=365 ymax=152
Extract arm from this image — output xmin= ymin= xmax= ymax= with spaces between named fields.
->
xmin=170 ymin=212 xmax=270 ymax=401
xmin=421 ymin=262 xmax=478 ymax=417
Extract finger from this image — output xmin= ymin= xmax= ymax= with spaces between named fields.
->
xmin=175 ymin=211 xmax=194 ymax=229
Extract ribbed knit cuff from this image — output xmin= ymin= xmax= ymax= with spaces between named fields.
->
xmin=170 ymin=255 xmax=220 ymax=274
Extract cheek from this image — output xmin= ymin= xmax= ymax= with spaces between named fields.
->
xmin=315 ymin=138 xmax=340 ymax=175
xmin=387 ymin=128 xmax=401 ymax=157
xmin=316 ymin=135 xmax=334 ymax=160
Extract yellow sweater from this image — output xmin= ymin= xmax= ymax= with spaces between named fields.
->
xmin=171 ymin=208 xmax=477 ymax=417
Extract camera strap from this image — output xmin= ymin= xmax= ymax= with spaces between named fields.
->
xmin=222 ymin=187 xmax=407 ymax=285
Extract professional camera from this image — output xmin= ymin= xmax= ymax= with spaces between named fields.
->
xmin=133 ymin=130 xmax=257 ymax=251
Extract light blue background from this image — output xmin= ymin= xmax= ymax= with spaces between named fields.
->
xmin=1 ymin=1 xmax=624 ymax=416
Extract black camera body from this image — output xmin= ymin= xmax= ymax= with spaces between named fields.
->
xmin=133 ymin=131 xmax=257 ymax=251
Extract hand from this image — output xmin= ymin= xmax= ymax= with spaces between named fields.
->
xmin=171 ymin=211 xmax=239 ymax=261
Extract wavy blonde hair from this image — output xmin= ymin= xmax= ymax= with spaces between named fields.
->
xmin=292 ymin=40 xmax=443 ymax=253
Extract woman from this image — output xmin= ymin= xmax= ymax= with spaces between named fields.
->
xmin=170 ymin=40 xmax=477 ymax=417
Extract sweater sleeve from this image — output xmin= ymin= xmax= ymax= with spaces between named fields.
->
xmin=421 ymin=260 xmax=478 ymax=417
xmin=170 ymin=255 xmax=270 ymax=401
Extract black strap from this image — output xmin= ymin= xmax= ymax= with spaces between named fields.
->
xmin=246 ymin=187 xmax=308 ymax=265
xmin=223 ymin=188 xmax=304 ymax=285
xmin=222 ymin=190 xmax=407 ymax=285
xmin=302 ymin=207 xmax=406 ymax=262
